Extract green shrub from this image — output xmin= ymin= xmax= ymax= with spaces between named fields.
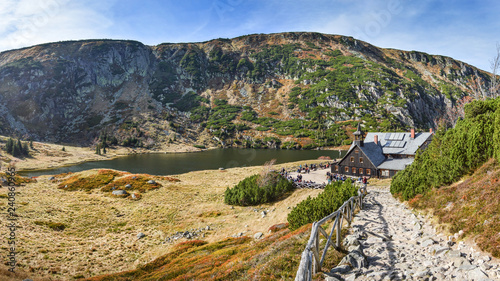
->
xmin=287 ymin=179 xmax=357 ymax=230
xmin=391 ymin=97 xmax=500 ymax=200
xmin=224 ymin=173 xmax=294 ymax=206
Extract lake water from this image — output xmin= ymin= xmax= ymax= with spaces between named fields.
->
xmin=21 ymin=148 xmax=345 ymax=177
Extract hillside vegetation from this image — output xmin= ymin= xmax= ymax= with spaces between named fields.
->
xmin=391 ymin=97 xmax=500 ymax=258
xmin=391 ymin=97 xmax=500 ymax=200
xmin=0 ymin=32 xmax=490 ymax=149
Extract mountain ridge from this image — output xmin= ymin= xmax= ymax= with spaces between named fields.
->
xmin=0 ymin=32 xmax=490 ymax=149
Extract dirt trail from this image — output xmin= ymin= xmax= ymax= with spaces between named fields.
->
xmin=331 ymin=187 xmax=500 ymax=280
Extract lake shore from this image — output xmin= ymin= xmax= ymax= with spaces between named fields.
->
xmin=1 ymin=136 xmax=344 ymax=174
xmin=0 ymin=137 xmax=209 ymax=172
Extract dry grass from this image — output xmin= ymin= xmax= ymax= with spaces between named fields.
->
xmin=0 ymin=160 xmax=323 ymax=280
xmin=83 ymin=223 xmax=345 ymax=281
xmin=408 ymin=158 xmax=500 ymax=258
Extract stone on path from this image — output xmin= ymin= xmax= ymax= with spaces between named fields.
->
xmin=328 ymin=188 xmax=500 ymax=281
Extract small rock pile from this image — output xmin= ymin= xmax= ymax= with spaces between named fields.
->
xmin=163 ymin=225 xmax=212 ymax=243
xmin=325 ymin=189 xmax=500 ymax=281
xmin=252 ymin=207 xmax=276 ymax=218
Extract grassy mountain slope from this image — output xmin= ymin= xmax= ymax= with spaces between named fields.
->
xmin=0 ymin=32 xmax=490 ymax=148
xmin=408 ymin=158 xmax=500 ymax=258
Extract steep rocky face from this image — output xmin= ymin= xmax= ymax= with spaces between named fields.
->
xmin=0 ymin=33 xmax=490 ymax=148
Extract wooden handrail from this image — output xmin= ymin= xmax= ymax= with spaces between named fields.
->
xmin=295 ymin=187 xmax=365 ymax=281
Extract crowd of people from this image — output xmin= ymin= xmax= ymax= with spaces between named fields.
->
xmin=279 ymin=162 xmax=369 ymax=186
xmin=325 ymin=172 xmax=369 ymax=185
xmin=279 ymin=162 xmax=332 ymax=183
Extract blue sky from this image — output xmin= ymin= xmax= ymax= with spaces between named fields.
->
xmin=0 ymin=0 xmax=499 ymax=71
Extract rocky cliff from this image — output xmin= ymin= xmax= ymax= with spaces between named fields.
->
xmin=0 ymin=32 xmax=490 ymax=148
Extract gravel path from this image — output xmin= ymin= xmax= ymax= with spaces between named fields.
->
xmin=328 ymin=187 xmax=500 ymax=281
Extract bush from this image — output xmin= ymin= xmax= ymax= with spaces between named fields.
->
xmin=391 ymin=97 xmax=500 ymax=200
xmin=224 ymin=173 xmax=294 ymax=206
xmin=287 ymin=179 xmax=358 ymax=230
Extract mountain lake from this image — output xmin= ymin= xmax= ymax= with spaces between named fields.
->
xmin=21 ymin=148 xmax=346 ymax=177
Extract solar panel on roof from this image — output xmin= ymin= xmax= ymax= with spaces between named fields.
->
xmin=386 ymin=133 xmax=405 ymax=141
xmin=385 ymin=140 xmax=406 ymax=148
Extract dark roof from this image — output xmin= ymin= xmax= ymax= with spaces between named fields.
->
xmin=340 ymin=142 xmax=385 ymax=168
xmin=359 ymin=142 xmax=386 ymax=167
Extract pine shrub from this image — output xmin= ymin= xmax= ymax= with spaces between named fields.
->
xmin=391 ymin=97 xmax=500 ymax=200
xmin=287 ymin=179 xmax=358 ymax=230
xmin=224 ymin=173 xmax=294 ymax=206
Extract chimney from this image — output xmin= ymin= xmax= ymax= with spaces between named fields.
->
xmin=374 ymin=135 xmax=378 ymax=145
xmin=411 ymin=128 xmax=415 ymax=139
xmin=429 ymin=128 xmax=433 ymax=134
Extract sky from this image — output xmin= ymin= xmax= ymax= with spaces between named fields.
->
xmin=0 ymin=0 xmax=499 ymax=71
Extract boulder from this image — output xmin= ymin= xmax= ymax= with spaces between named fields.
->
xmin=254 ymin=232 xmax=263 ymax=239
xmin=330 ymin=264 xmax=351 ymax=274
xmin=338 ymin=250 xmax=367 ymax=269
xmin=112 ymin=190 xmax=128 ymax=196
xmin=147 ymin=180 xmax=156 ymax=184
xmin=125 ymin=184 xmax=132 ymax=189
xmin=137 ymin=232 xmax=145 ymax=239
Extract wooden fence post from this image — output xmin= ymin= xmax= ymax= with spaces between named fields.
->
xmin=336 ymin=212 xmax=341 ymax=248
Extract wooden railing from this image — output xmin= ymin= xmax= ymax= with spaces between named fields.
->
xmin=295 ymin=187 xmax=365 ymax=281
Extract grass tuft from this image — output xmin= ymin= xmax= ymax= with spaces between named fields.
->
xmin=34 ymin=221 xmax=67 ymax=231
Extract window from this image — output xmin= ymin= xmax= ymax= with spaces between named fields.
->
xmin=381 ymin=170 xmax=389 ymax=177
xmin=359 ymin=157 xmax=363 ymax=163
xmin=355 ymin=150 xmax=359 ymax=153
xmin=345 ymin=167 xmax=349 ymax=173
xmin=350 ymin=157 xmax=354 ymax=162
xmin=359 ymin=168 xmax=363 ymax=174
xmin=366 ymin=169 xmax=371 ymax=175
xmin=335 ymin=165 xmax=339 ymax=172
xmin=352 ymin=167 xmax=356 ymax=173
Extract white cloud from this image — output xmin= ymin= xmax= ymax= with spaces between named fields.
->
xmin=0 ymin=0 xmax=114 ymax=52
